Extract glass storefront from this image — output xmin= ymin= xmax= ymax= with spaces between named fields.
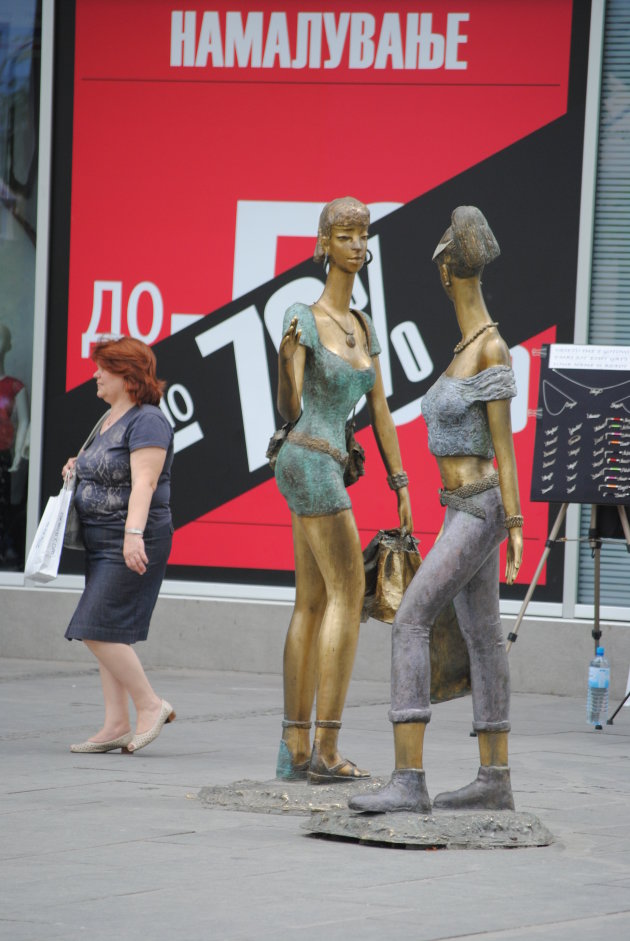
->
xmin=577 ymin=0 xmax=630 ymax=609
xmin=1 ymin=1 xmax=629 ymax=626
xmin=0 ymin=0 xmax=40 ymax=570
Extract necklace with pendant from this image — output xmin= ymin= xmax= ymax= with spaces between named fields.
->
xmin=454 ymin=321 xmax=499 ymax=354
xmin=318 ymin=304 xmax=356 ymax=347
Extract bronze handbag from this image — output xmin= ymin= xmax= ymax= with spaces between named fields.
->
xmin=343 ymin=412 xmax=365 ymax=487
xmin=266 ymin=421 xmax=295 ymax=473
xmin=361 ymin=527 xmax=471 ymax=703
xmin=361 ymin=528 xmax=421 ymax=624
xmin=428 ymin=602 xmax=471 ymax=704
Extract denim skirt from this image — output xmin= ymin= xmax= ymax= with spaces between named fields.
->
xmin=65 ymin=520 xmax=173 ymax=644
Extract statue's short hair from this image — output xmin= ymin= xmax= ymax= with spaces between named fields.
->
xmin=314 ymin=197 xmax=370 ymax=264
xmin=433 ymin=206 xmax=500 ymax=277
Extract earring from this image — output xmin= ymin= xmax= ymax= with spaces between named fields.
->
xmin=324 ymin=252 xmax=329 ymax=271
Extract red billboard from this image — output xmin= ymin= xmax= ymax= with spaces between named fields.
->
xmin=46 ymin=0 xmax=590 ymax=598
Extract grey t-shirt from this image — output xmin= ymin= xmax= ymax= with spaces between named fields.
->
xmin=74 ymin=405 xmax=174 ymax=528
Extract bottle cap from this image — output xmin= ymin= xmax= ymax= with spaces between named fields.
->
xmin=596 ymin=647 xmax=604 ymax=655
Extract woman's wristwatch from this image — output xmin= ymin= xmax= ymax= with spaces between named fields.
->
xmin=124 ymin=528 xmax=144 ymax=536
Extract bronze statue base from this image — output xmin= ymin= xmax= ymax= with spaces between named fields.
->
xmin=198 ymin=777 xmax=553 ymax=849
xmin=305 ymin=808 xmax=553 ymax=850
xmin=198 ymin=777 xmax=369 ymax=816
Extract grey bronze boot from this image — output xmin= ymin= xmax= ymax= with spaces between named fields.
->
xmin=433 ymin=765 xmax=515 ymax=811
xmin=348 ymin=769 xmax=431 ymax=814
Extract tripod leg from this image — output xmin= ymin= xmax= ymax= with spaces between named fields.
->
xmin=602 ymin=508 xmax=630 ymax=725
xmin=617 ymin=505 xmax=630 ymax=550
xmin=506 ymin=503 xmax=568 ymax=653
xmin=606 ymin=689 xmax=630 ymax=726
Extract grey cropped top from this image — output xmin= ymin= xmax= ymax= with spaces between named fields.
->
xmin=421 ymin=365 xmax=517 ymax=459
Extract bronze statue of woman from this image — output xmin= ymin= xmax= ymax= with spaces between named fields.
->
xmin=350 ymin=205 xmax=523 ymax=813
xmin=274 ymin=196 xmax=413 ymax=784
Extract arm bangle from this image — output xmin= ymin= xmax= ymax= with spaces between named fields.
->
xmin=504 ymin=515 xmax=524 ymax=530
xmin=124 ymin=528 xmax=144 ymax=536
xmin=387 ymin=471 xmax=409 ymax=491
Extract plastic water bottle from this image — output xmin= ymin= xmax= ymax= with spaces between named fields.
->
xmin=587 ymin=647 xmax=610 ymax=729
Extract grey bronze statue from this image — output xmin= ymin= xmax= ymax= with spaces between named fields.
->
xmin=274 ymin=197 xmax=412 ymax=784
xmin=349 ymin=206 xmax=523 ymax=814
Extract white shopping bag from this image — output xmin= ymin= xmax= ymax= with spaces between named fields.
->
xmin=24 ymin=480 xmax=74 ymax=583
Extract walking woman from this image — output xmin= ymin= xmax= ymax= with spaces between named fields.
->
xmin=274 ymin=196 xmax=413 ymax=783
xmin=63 ymin=337 xmax=175 ymax=755
xmin=350 ymin=206 xmax=523 ymax=813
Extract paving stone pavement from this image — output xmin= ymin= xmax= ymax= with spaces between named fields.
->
xmin=1 ymin=656 xmax=630 ymax=941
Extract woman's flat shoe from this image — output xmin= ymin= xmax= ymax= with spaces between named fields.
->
xmin=126 ymin=700 xmax=176 ymax=753
xmin=70 ymin=732 xmax=133 ymax=753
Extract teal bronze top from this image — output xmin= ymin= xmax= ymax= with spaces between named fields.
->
xmin=274 ymin=303 xmax=380 ymax=517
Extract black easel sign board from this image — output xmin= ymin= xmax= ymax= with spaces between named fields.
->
xmin=532 ymin=344 xmax=630 ymax=505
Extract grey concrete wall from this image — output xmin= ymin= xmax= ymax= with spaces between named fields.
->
xmin=2 ymin=585 xmax=630 ymax=701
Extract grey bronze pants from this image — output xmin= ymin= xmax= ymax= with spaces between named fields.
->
xmin=389 ymin=485 xmax=510 ymax=733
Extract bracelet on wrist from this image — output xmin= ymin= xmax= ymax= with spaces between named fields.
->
xmin=504 ymin=515 xmax=524 ymax=530
xmin=124 ymin=528 xmax=144 ymax=536
xmin=387 ymin=471 xmax=409 ymax=491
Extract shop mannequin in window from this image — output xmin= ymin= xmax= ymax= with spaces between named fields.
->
xmin=349 ymin=206 xmax=523 ymax=814
xmin=0 ymin=323 xmax=29 ymax=565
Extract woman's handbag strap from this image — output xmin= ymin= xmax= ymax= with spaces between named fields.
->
xmin=78 ymin=412 xmax=109 ymax=454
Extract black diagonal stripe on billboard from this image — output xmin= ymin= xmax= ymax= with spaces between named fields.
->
xmin=45 ymin=102 xmax=586 ymax=533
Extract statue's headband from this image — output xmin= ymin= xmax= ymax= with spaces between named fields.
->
xmin=432 ymin=236 xmax=453 ymax=261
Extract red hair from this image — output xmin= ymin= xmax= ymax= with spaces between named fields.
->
xmin=91 ymin=337 xmax=166 ymax=406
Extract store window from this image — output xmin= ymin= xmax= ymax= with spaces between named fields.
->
xmin=578 ymin=0 xmax=630 ymax=608
xmin=0 ymin=0 xmax=40 ymax=571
